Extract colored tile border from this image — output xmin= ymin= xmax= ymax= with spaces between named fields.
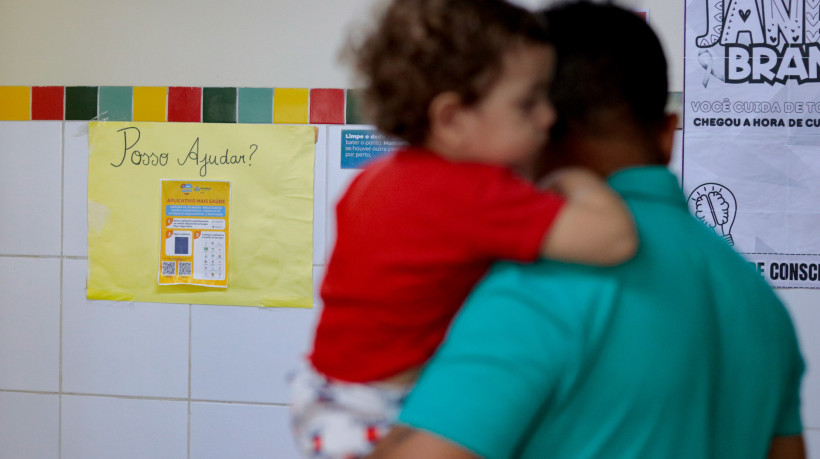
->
xmin=168 ymin=87 xmax=202 ymax=122
xmin=310 ymin=88 xmax=345 ymax=124
xmin=2 ymin=85 xmax=367 ymax=125
xmin=238 ymin=88 xmax=273 ymax=124
xmin=274 ymin=88 xmax=309 ymax=124
xmin=203 ymin=87 xmax=237 ymax=123
xmin=0 ymin=86 xmax=31 ymax=120
xmin=133 ymin=86 xmax=167 ymax=122
xmin=345 ymin=88 xmax=367 ymax=125
xmin=65 ymin=86 xmax=98 ymax=121
xmin=99 ymin=86 xmax=133 ymax=121
xmin=32 ymin=86 xmax=64 ymax=120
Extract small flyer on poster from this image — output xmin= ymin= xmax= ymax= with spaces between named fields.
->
xmin=340 ymin=129 xmax=404 ymax=169
xmin=158 ymin=180 xmax=230 ymax=288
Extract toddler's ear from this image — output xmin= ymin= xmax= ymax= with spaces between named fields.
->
xmin=427 ymin=92 xmax=466 ymax=150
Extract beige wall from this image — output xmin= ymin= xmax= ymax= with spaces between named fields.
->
xmin=0 ymin=0 xmax=684 ymax=90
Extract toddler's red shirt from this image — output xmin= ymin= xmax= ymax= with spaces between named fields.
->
xmin=310 ymin=148 xmax=565 ymax=382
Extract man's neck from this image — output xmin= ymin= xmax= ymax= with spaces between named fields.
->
xmin=559 ymin=135 xmax=667 ymax=178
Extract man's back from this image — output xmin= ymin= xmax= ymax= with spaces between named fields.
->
xmin=378 ymin=3 xmax=805 ymax=457
xmin=399 ymin=167 xmax=804 ymax=458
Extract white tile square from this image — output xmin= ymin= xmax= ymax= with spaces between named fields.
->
xmin=314 ymin=125 xmax=328 ymax=266
xmin=0 ymin=391 xmax=59 ymax=459
xmin=0 ymin=257 xmax=60 ymax=391
xmin=780 ymin=290 xmax=820 ymax=430
xmin=0 ymin=122 xmax=63 ymax=256
xmin=313 ymin=265 xmax=325 ymax=313
xmin=62 ymin=395 xmax=188 ymax=459
xmin=307 ymin=266 xmax=325 ymax=347
xmin=63 ymin=122 xmax=90 ymax=257
xmin=62 ymin=259 xmax=190 ymax=398
xmin=326 ymin=125 xmax=367 ymax=263
xmin=669 ymin=130 xmax=682 ymax=181
xmin=191 ymin=303 xmax=319 ymax=404
xmin=190 ymin=402 xmax=300 ymax=459
xmin=806 ymin=429 xmax=820 ymax=459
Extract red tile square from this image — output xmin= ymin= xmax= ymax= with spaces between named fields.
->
xmin=168 ymin=87 xmax=202 ymax=122
xmin=310 ymin=88 xmax=345 ymax=124
xmin=32 ymin=86 xmax=64 ymax=120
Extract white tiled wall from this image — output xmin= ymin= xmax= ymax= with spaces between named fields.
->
xmin=0 ymin=257 xmax=60 ymax=392
xmin=0 ymin=120 xmax=332 ymax=459
xmin=62 ymin=259 xmax=190 ymax=398
xmin=807 ymin=429 xmax=820 ymax=458
xmin=190 ymin=304 xmax=316 ymax=404
xmin=63 ymin=122 xmax=92 ymax=257
xmin=0 ymin=392 xmax=60 ymax=459
xmin=189 ymin=402 xmax=300 ymax=459
xmin=61 ymin=395 xmax=188 ymax=459
xmin=0 ymin=122 xmax=818 ymax=458
xmin=781 ymin=288 xmax=820 ymax=433
xmin=0 ymin=122 xmax=62 ymax=255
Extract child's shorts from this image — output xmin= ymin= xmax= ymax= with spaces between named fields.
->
xmin=289 ymin=365 xmax=412 ymax=459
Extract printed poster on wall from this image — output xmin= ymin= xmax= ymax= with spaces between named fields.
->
xmin=88 ymin=122 xmax=315 ymax=307
xmin=159 ymin=180 xmax=230 ymax=288
xmin=340 ymin=128 xmax=404 ymax=169
xmin=684 ymin=0 xmax=820 ymax=288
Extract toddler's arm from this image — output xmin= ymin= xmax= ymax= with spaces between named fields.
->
xmin=538 ymin=168 xmax=637 ymax=265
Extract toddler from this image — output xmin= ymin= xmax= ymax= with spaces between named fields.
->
xmin=291 ymin=1 xmax=637 ymax=457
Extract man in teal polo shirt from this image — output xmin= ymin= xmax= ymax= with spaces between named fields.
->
xmin=366 ymin=2 xmax=805 ymax=458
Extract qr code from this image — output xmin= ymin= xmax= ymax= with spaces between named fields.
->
xmin=161 ymin=261 xmax=176 ymax=276
xmin=178 ymin=262 xmax=193 ymax=276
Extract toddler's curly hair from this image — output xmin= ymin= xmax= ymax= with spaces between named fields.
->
xmin=347 ymin=0 xmax=549 ymax=146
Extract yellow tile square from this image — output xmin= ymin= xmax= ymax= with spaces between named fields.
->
xmin=273 ymin=88 xmax=309 ymax=124
xmin=0 ymin=86 xmax=31 ymax=120
xmin=133 ymin=86 xmax=167 ymax=122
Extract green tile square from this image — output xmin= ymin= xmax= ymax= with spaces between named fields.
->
xmin=99 ymin=86 xmax=133 ymax=121
xmin=238 ymin=88 xmax=273 ymax=124
xmin=345 ymin=88 xmax=367 ymax=125
xmin=65 ymin=86 xmax=98 ymax=120
xmin=203 ymin=87 xmax=237 ymax=123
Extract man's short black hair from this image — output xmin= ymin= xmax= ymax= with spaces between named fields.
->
xmin=543 ymin=1 xmax=669 ymax=141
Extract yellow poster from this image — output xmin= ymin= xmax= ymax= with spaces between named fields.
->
xmin=159 ymin=180 xmax=230 ymax=288
xmin=87 ymin=122 xmax=314 ymax=308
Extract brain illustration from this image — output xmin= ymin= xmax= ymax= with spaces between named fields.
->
xmin=695 ymin=191 xmax=730 ymax=228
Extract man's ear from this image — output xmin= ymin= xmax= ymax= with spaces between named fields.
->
xmin=658 ymin=113 xmax=678 ymax=165
xmin=427 ymin=92 xmax=465 ymax=151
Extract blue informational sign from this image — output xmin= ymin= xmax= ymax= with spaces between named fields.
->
xmin=340 ymin=129 xmax=404 ymax=169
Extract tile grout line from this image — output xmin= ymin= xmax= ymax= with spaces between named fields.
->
xmin=0 ymin=254 xmax=68 ymax=259
xmin=0 ymin=388 xmax=290 ymax=407
xmin=0 ymin=389 xmax=62 ymax=396
xmin=324 ymin=124 xmax=332 ymax=266
xmin=59 ymin=120 xmax=65 ymax=459
xmin=188 ymin=303 xmax=193 ymax=459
